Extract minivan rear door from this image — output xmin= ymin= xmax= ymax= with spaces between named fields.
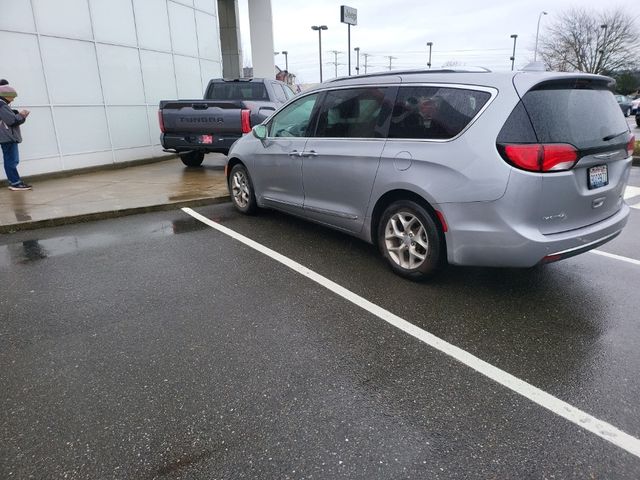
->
xmin=512 ymin=76 xmax=632 ymax=234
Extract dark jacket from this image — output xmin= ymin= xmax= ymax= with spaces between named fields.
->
xmin=0 ymin=98 xmax=25 ymax=143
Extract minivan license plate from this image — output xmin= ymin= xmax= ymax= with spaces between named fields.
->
xmin=588 ymin=165 xmax=608 ymax=189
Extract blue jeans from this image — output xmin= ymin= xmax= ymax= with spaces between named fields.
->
xmin=1 ymin=142 xmax=21 ymax=185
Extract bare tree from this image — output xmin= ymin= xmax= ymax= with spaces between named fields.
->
xmin=539 ymin=8 xmax=640 ymax=73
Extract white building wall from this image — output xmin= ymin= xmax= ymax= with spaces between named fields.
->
xmin=0 ymin=0 xmax=224 ymax=179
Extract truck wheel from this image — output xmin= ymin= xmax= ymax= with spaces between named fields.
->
xmin=229 ymin=164 xmax=257 ymax=214
xmin=181 ymin=152 xmax=205 ymax=167
xmin=377 ymin=200 xmax=443 ymax=280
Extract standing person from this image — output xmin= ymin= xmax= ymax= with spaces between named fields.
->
xmin=0 ymin=84 xmax=31 ymax=190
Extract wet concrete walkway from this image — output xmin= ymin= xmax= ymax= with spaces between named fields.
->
xmin=0 ymin=155 xmax=229 ymax=233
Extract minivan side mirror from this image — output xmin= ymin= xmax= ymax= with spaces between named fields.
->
xmin=252 ymin=124 xmax=268 ymax=140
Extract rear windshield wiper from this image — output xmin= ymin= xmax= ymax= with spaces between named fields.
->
xmin=602 ymin=130 xmax=628 ymax=142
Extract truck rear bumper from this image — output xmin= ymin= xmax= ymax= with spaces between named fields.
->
xmin=161 ymin=133 xmax=241 ymax=154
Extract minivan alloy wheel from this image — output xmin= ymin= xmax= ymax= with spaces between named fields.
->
xmin=228 ymin=164 xmax=257 ymax=214
xmin=231 ymin=170 xmax=250 ymax=208
xmin=384 ymin=212 xmax=429 ymax=269
xmin=378 ymin=200 xmax=443 ymax=280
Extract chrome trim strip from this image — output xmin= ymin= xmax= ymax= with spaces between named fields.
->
xmin=304 ymin=205 xmax=358 ymax=220
xmin=547 ymin=230 xmax=620 ymax=256
xmin=262 ymin=196 xmax=302 ymax=208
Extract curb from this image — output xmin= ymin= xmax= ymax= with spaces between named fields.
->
xmin=0 ymin=195 xmax=230 ymax=234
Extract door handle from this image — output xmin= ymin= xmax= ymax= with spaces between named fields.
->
xmin=288 ymin=150 xmax=302 ymax=157
xmin=303 ymin=150 xmax=318 ymax=157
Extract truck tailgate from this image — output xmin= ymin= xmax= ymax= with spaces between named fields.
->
xmin=160 ymin=100 xmax=243 ymax=134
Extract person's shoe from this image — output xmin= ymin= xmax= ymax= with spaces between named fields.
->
xmin=8 ymin=182 xmax=32 ymax=191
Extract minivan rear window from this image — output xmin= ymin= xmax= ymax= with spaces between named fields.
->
xmin=388 ymin=87 xmax=491 ymax=140
xmin=519 ymin=81 xmax=628 ymax=150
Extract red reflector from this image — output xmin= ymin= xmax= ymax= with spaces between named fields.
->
xmin=628 ymin=135 xmax=636 ymax=157
xmin=501 ymin=143 xmax=577 ymax=172
xmin=241 ymin=109 xmax=251 ymax=134
xmin=435 ymin=210 xmax=448 ymax=232
xmin=542 ymin=254 xmax=562 ymax=263
xmin=157 ymin=109 xmax=165 ymax=133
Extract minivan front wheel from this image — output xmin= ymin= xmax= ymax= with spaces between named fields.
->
xmin=378 ymin=200 xmax=442 ymax=280
xmin=229 ymin=164 xmax=257 ymax=214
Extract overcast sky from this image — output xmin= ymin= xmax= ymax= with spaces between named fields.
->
xmin=237 ymin=0 xmax=637 ymax=84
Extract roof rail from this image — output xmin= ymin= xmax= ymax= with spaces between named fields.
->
xmin=325 ymin=67 xmax=492 ymax=82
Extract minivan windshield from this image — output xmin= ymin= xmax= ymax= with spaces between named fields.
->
xmin=521 ymin=84 xmax=628 ymax=150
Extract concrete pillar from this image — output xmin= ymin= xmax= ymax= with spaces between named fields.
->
xmin=217 ymin=0 xmax=242 ymax=78
xmin=248 ymin=0 xmax=275 ymax=79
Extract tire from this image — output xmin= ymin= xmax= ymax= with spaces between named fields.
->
xmin=377 ymin=200 xmax=443 ymax=280
xmin=625 ymin=108 xmax=631 ymax=117
xmin=636 ymin=117 xmax=640 ymax=128
xmin=181 ymin=151 xmax=205 ymax=167
xmin=228 ymin=164 xmax=257 ymax=215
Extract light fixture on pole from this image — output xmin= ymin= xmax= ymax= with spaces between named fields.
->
xmin=534 ymin=11 xmax=547 ymax=62
xmin=354 ymin=47 xmax=360 ymax=75
xmin=599 ymin=24 xmax=608 ymax=54
xmin=282 ymin=50 xmax=288 ymax=71
xmin=311 ymin=25 xmax=328 ymax=82
xmin=510 ymin=34 xmax=518 ymax=71
xmin=427 ymin=42 xmax=433 ymax=69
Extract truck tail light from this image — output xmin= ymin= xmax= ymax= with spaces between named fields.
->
xmin=241 ymin=109 xmax=251 ymax=134
xmin=158 ymin=110 xmax=165 ymax=133
xmin=628 ymin=135 xmax=636 ymax=157
xmin=498 ymin=143 xmax=578 ymax=172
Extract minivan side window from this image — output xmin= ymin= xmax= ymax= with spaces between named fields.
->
xmin=315 ymin=87 xmax=390 ymax=138
xmin=388 ymin=87 xmax=491 ymax=140
xmin=269 ymin=93 xmax=319 ymax=138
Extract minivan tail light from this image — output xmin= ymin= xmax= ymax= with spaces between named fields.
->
xmin=499 ymin=143 xmax=578 ymax=172
xmin=158 ymin=110 xmax=165 ymax=133
xmin=628 ymin=135 xmax=636 ymax=157
xmin=241 ymin=109 xmax=251 ymax=134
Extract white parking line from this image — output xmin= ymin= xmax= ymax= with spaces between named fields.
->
xmin=591 ymin=249 xmax=640 ymax=266
xmin=624 ymin=185 xmax=640 ymax=200
xmin=182 ymin=207 xmax=640 ymax=460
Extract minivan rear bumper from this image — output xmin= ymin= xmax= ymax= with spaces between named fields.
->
xmin=440 ymin=201 xmax=630 ymax=267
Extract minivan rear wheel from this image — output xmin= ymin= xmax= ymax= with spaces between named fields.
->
xmin=378 ymin=200 xmax=443 ymax=280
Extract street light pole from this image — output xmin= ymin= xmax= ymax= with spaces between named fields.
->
xmin=282 ymin=50 xmax=288 ymax=71
xmin=354 ymin=47 xmax=360 ymax=75
xmin=427 ymin=42 xmax=433 ymax=69
xmin=598 ymin=23 xmax=608 ymax=73
xmin=311 ymin=25 xmax=328 ymax=82
xmin=510 ymin=34 xmax=518 ymax=71
xmin=534 ymin=11 xmax=547 ymax=62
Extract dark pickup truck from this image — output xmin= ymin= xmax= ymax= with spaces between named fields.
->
xmin=159 ymin=78 xmax=296 ymax=166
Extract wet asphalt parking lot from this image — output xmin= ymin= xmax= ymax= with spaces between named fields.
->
xmin=1 ymin=166 xmax=640 ymax=479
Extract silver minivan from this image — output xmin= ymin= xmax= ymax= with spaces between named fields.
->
xmin=225 ymin=69 xmax=634 ymax=280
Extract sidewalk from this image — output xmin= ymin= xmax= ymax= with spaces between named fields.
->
xmin=0 ymin=155 xmax=230 ymax=234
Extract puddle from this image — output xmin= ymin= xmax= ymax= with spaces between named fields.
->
xmin=0 ymin=218 xmax=209 ymax=267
